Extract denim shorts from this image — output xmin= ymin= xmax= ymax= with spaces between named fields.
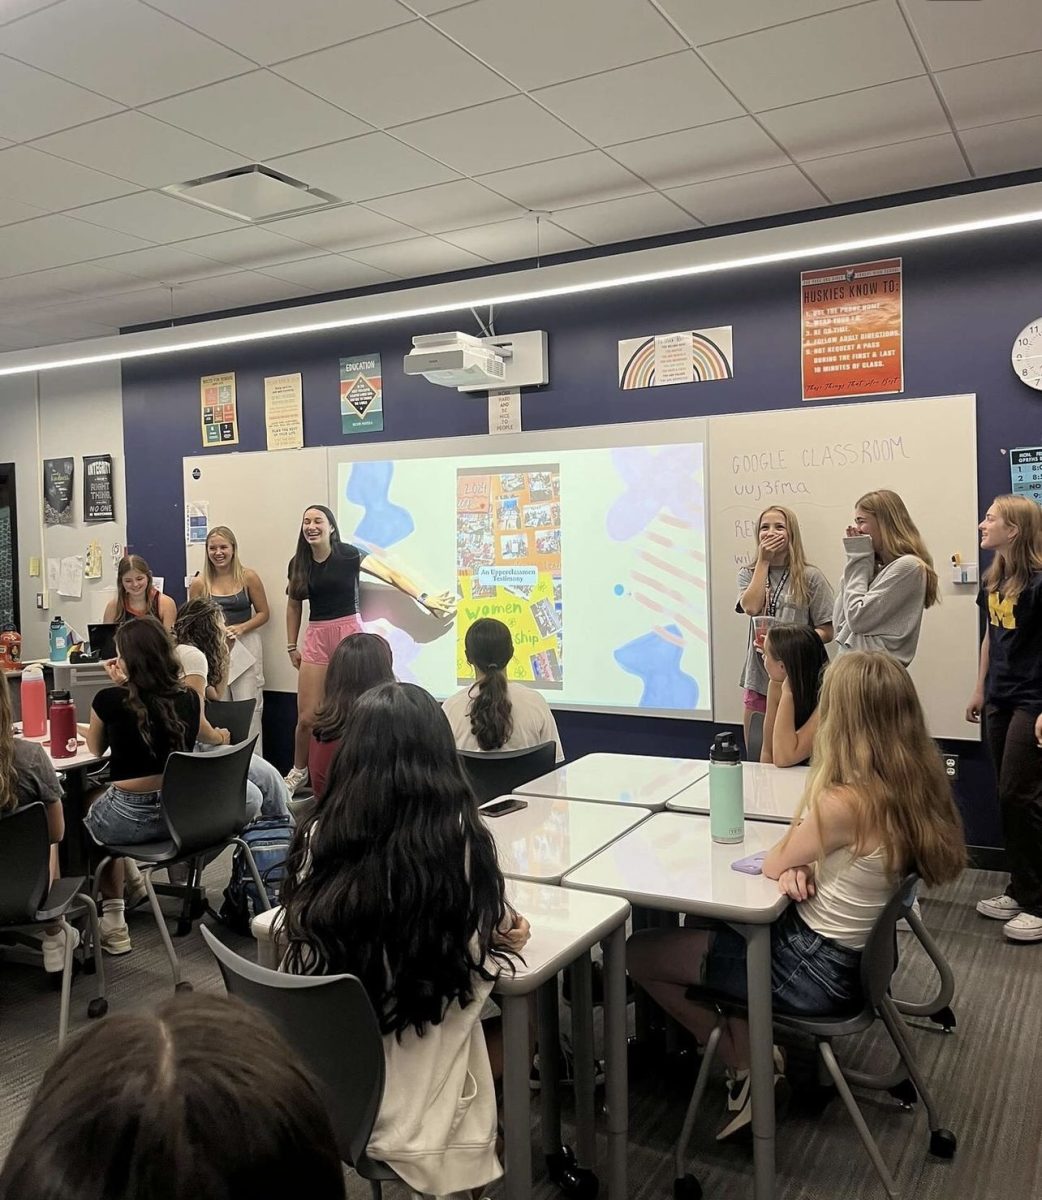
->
xmin=703 ymin=905 xmax=863 ymax=1015
xmin=84 ymin=785 xmax=167 ymax=847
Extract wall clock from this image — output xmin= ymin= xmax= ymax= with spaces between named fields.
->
xmin=1013 ymin=319 xmax=1042 ymax=390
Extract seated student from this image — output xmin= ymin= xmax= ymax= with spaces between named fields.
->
xmin=628 ymin=652 xmax=966 ymax=1140
xmin=443 ymin=617 xmax=563 ymax=761
xmin=0 ymin=672 xmax=71 ymax=972
xmin=280 ymin=682 xmax=530 ymax=1197
xmin=103 ymin=554 xmax=176 ymax=630
xmin=173 ymin=598 xmax=289 ymax=824
xmin=0 ymin=993 xmax=346 ymax=1200
xmin=83 ymin=618 xmax=201 ymax=955
xmin=308 ymin=632 xmax=394 ymax=801
xmin=759 ymin=624 xmax=829 ymax=767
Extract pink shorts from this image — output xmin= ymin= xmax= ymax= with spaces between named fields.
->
xmin=301 ymin=614 xmax=364 ymax=666
xmin=743 ymin=688 xmax=768 ymax=713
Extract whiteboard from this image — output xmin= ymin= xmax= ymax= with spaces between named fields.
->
xmin=708 ymin=394 xmax=980 ymax=741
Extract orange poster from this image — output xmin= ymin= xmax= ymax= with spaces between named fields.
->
xmin=800 ymin=258 xmax=902 ymax=402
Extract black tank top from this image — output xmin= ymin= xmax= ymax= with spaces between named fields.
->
xmin=211 ymin=586 xmax=252 ymax=625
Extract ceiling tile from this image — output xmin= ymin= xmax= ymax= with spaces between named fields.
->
xmin=533 ymin=51 xmax=742 ymax=146
xmin=478 ymin=150 xmax=647 ymax=210
xmin=169 ymin=271 xmax=312 ymax=317
xmin=759 ymin=77 xmax=949 ymax=161
xmin=0 ymin=323 xmax=49 ymax=350
xmin=802 ymin=133 xmax=970 ymax=202
xmin=275 ymin=21 xmax=514 ymax=128
xmin=2 ymin=262 xmax=147 ymax=300
xmin=362 ymin=179 xmax=524 ymax=233
xmin=33 ymin=111 xmax=248 ymax=188
xmin=0 ymin=194 xmax=47 ymax=225
xmin=270 ymin=133 xmax=458 ymax=201
xmin=551 ymin=192 xmax=697 ymax=244
xmin=0 ymin=213 xmax=150 ymax=276
xmin=902 ymin=0 xmax=1042 ymax=71
xmin=71 ymin=191 xmax=242 ymax=241
xmin=349 ymin=235 xmax=489 ymax=276
xmin=394 ymin=96 xmax=588 ymax=175
xmin=0 ymin=0 xmax=254 ymax=106
xmin=701 ymin=1 xmax=924 ymax=111
xmin=657 ymin=0 xmax=870 ymax=46
xmin=937 ymin=52 xmax=1042 ymax=131
xmin=146 ymin=0 xmax=412 ymax=66
xmin=0 ymin=1 xmax=66 ymax=24
xmin=406 ymin=0 xmax=470 ymax=11
xmin=175 ymin=225 xmax=320 ymax=268
xmin=264 ymin=205 xmax=418 ymax=251
xmin=0 ymin=55 xmax=124 ymax=141
xmin=667 ymin=164 xmax=825 ymax=223
xmin=0 ymin=144 xmax=136 ymax=208
xmin=40 ymin=288 xmax=181 ymax=326
xmin=441 ymin=216 xmax=588 ymax=261
xmin=143 ymin=71 xmax=371 ymax=161
xmin=609 ymin=118 xmax=789 ymax=188
xmin=8 ymin=310 xmax=117 ymax=340
xmin=433 ymin=0 xmax=684 ymax=90
xmin=960 ymin=116 xmax=1042 ymax=177
xmin=94 ymin=245 xmax=232 ymax=283
xmin=258 ymin=255 xmax=395 ymax=291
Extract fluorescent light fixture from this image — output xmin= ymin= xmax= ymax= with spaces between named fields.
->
xmin=3 ymin=201 xmax=1042 ymax=378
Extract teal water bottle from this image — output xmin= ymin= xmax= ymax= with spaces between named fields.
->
xmin=49 ymin=616 xmax=70 ymax=663
xmin=709 ymin=732 xmax=744 ymax=844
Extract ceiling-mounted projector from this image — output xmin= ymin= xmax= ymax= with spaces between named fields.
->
xmin=403 ymin=330 xmax=549 ymax=392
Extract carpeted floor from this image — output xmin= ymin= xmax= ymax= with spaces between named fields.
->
xmin=1 ymin=862 xmax=1038 ymax=1200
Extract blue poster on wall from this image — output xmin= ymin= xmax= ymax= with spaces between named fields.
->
xmin=1010 ymin=447 xmax=1042 ymax=503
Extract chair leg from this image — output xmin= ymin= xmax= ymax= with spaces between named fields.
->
xmin=230 ymin=837 xmax=272 ymax=911
xmin=367 ymin=1183 xmax=381 ymax=1200
xmin=142 ymin=868 xmax=187 ymax=991
xmin=880 ymin=998 xmax=945 ymax=1132
xmin=817 ymin=1040 xmax=899 ymax=1198
xmin=57 ymin=916 xmax=76 ymax=1046
xmin=674 ymin=1020 xmax=722 ymax=1181
xmin=77 ymin=893 xmax=108 ymax=1019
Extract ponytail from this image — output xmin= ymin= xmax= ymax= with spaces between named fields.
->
xmin=468 ymin=666 xmax=514 ymax=751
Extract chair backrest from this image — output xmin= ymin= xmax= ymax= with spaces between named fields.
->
xmin=160 ymin=738 xmax=258 ymax=854
xmin=205 ymin=698 xmax=256 ymax=745
xmin=860 ymin=873 xmax=921 ymax=1008
xmin=458 ymin=740 xmax=558 ymax=803
xmin=200 ymin=924 xmax=385 ymax=1167
xmin=747 ymin=710 xmax=765 ymax=761
xmin=0 ymin=803 xmax=52 ymax=924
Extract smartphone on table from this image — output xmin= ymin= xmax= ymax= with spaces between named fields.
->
xmin=481 ymin=798 xmax=528 ymax=818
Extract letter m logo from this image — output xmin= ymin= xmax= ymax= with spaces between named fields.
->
xmin=988 ymin=592 xmax=1016 ymax=629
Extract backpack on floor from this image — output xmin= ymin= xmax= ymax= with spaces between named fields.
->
xmin=219 ymin=816 xmax=293 ymax=935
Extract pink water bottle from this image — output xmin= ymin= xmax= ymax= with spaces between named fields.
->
xmin=21 ymin=664 xmax=47 ymax=738
xmin=49 ymin=691 xmax=78 ymax=759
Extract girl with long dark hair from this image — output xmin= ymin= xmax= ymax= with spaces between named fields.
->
xmin=443 ymin=617 xmax=563 ymax=760
xmin=281 ymin=682 xmax=529 ymax=1196
xmin=283 ymin=504 xmax=455 ymax=794
xmin=308 ymin=632 xmax=394 ymax=800
xmin=759 ymin=624 xmax=829 ymax=766
xmin=103 ymin=555 xmax=176 ymax=630
xmin=83 ymin=617 xmax=201 ymax=955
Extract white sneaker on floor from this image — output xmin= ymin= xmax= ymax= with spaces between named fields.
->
xmin=40 ymin=926 xmax=80 ymax=973
xmin=717 ymin=1048 xmax=787 ymax=1141
xmin=1003 ymin=912 xmax=1042 ymax=942
xmin=977 ymin=894 xmax=1023 ymax=921
xmin=283 ymin=765 xmax=309 ymax=795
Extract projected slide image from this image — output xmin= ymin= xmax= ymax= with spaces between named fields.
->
xmin=456 ymin=465 xmax=562 ymax=688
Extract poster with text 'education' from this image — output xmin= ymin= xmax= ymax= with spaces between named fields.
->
xmin=200 ymin=372 xmax=239 ymax=446
xmin=340 ymin=354 xmax=383 ymax=435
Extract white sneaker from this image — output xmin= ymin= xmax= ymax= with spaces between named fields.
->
xmin=40 ymin=926 xmax=80 ymax=973
xmin=100 ymin=902 xmax=132 ymax=956
xmin=1003 ymin=912 xmax=1042 ymax=942
xmin=717 ymin=1047 xmax=787 ymax=1141
xmin=977 ymin=894 xmax=1023 ymax=921
xmin=283 ymin=765 xmax=309 ymax=795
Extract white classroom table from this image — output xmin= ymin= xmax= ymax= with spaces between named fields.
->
xmin=481 ymin=794 xmax=651 ymax=883
xmin=516 ymin=752 xmax=710 ymax=810
xmin=563 ymin=812 xmax=789 ymax=1200
xmin=668 ymin=761 xmax=810 ymax=824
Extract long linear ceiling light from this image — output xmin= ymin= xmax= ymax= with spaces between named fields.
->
xmin=2 ymin=204 xmax=1042 ymax=377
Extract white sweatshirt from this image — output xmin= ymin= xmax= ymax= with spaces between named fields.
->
xmin=833 ymin=535 xmax=927 ymax=665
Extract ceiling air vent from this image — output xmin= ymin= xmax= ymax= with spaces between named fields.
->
xmin=162 ymin=165 xmax=340 ymax=222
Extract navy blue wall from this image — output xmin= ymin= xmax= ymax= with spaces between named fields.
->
xmin=123 ymin=223 xmax=1042 ymax=852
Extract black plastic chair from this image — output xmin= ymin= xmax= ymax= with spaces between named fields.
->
xmin=746 ymin=711 xmax=765 ymax=761
xmin=205 ymin=697 xmax=256 ymax=745
xmin=94 ymin=740 xmax=270 ymax=991
xmin=0 ymin=803 xmax=107 ymax=1044
xmin=458 ymin=740 xmax=558 ymax=803
xmin=673 ymin=875 xmax=956 ymax=1200
xmin=200 ymin=925 xmax=407 ymax=1198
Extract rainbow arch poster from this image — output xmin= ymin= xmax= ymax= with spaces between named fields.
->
xmin=618 ymin=326 xmax=733 ymax=390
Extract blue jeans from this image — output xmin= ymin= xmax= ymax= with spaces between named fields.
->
xmin=245 ymin=756 xmax=290 ymax=824
xmin=84 ymin=785 xmax=165 ymax=846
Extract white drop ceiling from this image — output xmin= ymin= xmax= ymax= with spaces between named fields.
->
xmin=0 ymin=0 xmax=1040 ymax=352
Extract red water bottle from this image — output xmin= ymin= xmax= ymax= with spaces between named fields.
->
xmin=48 ymin=690 xmax=78 ymax=759
xmin=21 ymin=664 xmax=47 ymax=738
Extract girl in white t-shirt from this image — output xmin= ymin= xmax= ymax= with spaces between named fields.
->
xmin=443 ymin=618 xmax=563 ymax=762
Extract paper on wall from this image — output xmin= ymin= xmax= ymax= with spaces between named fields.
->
xmin=46 ymin=558 xmax=60 ymax=589
xmin=57 ymin=556 xmax=84 ymax=599
xmin=489 ymin=388 xmax=522 ymax=435
xmin=265 ymin=373 xmax=304 ymax=450
xmin=186 ymin=500 xmax=209 ymax=544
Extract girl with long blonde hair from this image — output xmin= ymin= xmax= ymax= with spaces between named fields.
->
xmin=967 ymin=495 xmax=1042 ymax=942
xmin=189 ymin=526 xmax=270 ymax=751
xmin=629 ymin=651 xmax=966 ymax=1139
xmin=833 ymin=489 xmax=937 ymax=666
xmin=737 ymin=506 xmax=834 ymax=746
